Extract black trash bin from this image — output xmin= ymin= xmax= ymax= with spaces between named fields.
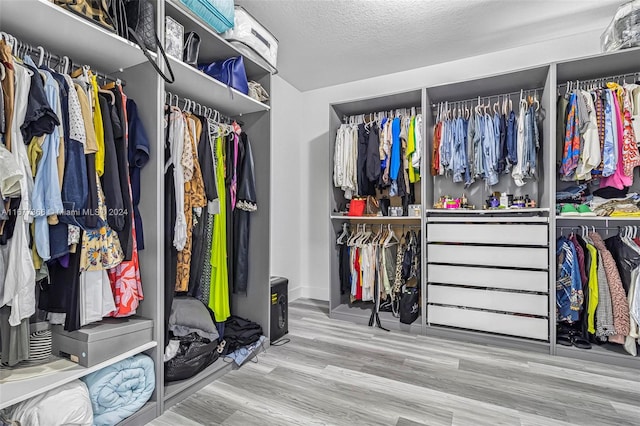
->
xmin=270 ymin=276 xmax=288 ymax=343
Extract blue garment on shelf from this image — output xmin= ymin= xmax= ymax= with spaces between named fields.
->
xmin=389 ymin=117 xmax=401 ymax=180
xmin=556 ymin=237 xmax=583 ymax=323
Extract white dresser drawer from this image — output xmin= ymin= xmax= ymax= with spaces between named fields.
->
xmin=428 ymin=305 xmax=549 ymax=340
xmin=427 ymin=223 xmax=548 ymax=246
xmin=427 ymin=264 xmax=548 ymax=292
xmin=428 ymin=244 xmax=548 ymax=269
xmin=428 ymin=285 xmax=548 ymax=316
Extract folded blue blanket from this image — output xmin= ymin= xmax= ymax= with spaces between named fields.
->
xmin=82 ymin=354 xmax=155 ymax=426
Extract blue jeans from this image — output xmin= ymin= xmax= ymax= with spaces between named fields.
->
xmin=556 ymin=184 xmax=588 ymax=201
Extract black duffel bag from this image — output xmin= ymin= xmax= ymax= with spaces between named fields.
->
xmin=164 ymin=333 xmax=219 ymax=382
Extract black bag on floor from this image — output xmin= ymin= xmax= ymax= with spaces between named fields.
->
xmin=399 ymin=286 xmax=419 ymax=325
xmin=164 ymin=334 xmax=219 ymax=382
xmin=222 ymin=315 xmax=262 ymax=354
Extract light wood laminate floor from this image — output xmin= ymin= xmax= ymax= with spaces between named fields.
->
xmin=149 ymin=299 xmax=640 ymax=426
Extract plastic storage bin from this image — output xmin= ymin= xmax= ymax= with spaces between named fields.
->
xmin=223 ymin=6 xmax=278 ymax=71
xmin=178 ymin=0 xmax=235 ymax=34
xmin=51 ymin=317 xmax=153 ymax=367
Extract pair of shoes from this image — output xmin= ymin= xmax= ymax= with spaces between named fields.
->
xmin=560 ymin=204 xmax=595 ymax=216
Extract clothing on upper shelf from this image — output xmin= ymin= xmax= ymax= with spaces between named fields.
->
xmin=556 ymin=230 xmax=639 ymax=355
xmin=333 ymin=110 xmax=422 ymax=200
xmin=557 ymin=82 xmax=640 ymax=186
xmin=431 ymin=94 xmax=540 ymax=189
xmin=0 ymin=39 xmax=150 ymax=366
xmin=164 ymin=104 xmax=257 ymax=344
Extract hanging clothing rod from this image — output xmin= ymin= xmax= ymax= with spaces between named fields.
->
xmin=430 ymin=87 xmax=545 ymax=109
xmin=165 ymin=90 xmax=237 ymax=124
xmin=559 ymin=226 xmax=614 ymax=232
xmin=1 ymin=32 xmax=126 ymax=86
xmin=557 ymin=225 xmax=640 ymax=233
xmin=348 ymin=224 xmax=422 ymax=229
xmin=557 ymin=71 xmax=640 ymax=89
xmin=342 ymin=106 xmax=422 ymax=124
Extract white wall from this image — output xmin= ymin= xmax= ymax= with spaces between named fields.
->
xmin=270 ymin=75 xmax=304 ymax=300
xmin=294 ymin=29 xmax=605 ymax=301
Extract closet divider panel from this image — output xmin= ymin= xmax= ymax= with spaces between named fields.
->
xmin=328 ymin=106 xmax=344 ymax=313
xmin=546 ymin=63 xmax=558 ymax=354
xmin=539 ymin=64 xmax=555 ymax=211
xmin=117 ymin=62 xmax=165 ymax=416
xmin=421 ymin=88 xmax=429 ymax=329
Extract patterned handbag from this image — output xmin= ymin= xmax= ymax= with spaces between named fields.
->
xmin=365 ymin=195 xmax=379 ymax=216
xmin=53 ymin=0 xmax=116 ymax=32
xmin=123 ymin=0 xmax=175 ymax=83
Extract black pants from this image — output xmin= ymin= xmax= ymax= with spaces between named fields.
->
xmin=164 ymin=164 xmax=177 ymax=347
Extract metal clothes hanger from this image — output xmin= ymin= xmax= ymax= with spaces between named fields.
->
xmin=337 ymin=223 xmax=349 ymax=245
xmin=36 ymin=46 xmax=45 ymax=67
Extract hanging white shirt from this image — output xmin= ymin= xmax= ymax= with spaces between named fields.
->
xmin=166 ymin=107 xmax=187 ymax=251
xmin=80 ymin=270 xmax=116 ymax=326
xmin=2 ymin=63 xmax=36 ymax=326
xmin=512 ymin=101 xmax=527 ymax=186
xmin=413 ymin=114 xmax=422 ymax=169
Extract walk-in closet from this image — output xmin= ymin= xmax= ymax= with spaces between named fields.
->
xmin=3 ymin=1 xmax=640 ymax=425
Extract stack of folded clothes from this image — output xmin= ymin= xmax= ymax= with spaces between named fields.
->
xmin=591 ymin=193 xmax=640 ymax=216
xmin=557 ymin=184 xmax=640 ymax=217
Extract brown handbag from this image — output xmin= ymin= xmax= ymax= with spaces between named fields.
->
xmin=53 ymin=0 xmax=116 ymax=33
xmin=365 ymin=196 xmax=379 ymax=216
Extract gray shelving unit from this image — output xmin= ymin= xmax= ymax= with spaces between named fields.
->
xmin=0 ymin=0 xmax=273 ymax=422
xmin=328 ymin=53 xmax=640 ymax=368
xmin=328 ymin=89 xmax=428 ymax=334
xmin=552 ymin=47 xmax=640 ymax=367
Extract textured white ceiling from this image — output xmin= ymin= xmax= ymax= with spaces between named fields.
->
xmin=235 ymin=0 xmax=622 ymax=92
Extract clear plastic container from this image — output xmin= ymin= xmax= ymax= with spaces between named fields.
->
xmin=601 ymin=1 xmax=640 ymax=52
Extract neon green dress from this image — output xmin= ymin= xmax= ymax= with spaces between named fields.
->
xmin=208 ymin=135 xmax=230 ymax=322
